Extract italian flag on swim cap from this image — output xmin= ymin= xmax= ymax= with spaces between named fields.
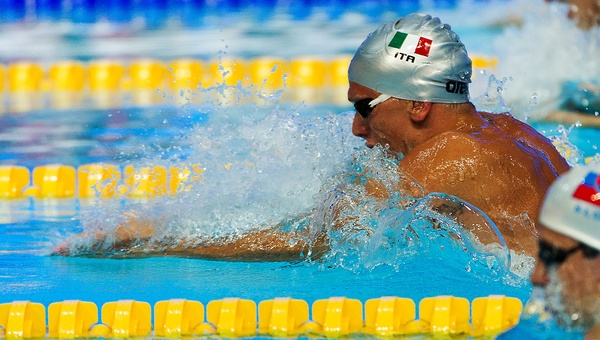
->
xmin=348 ymin=14 xmax=472 ymax=104
xmin=388 ymin=31 xmax=432 ymax=57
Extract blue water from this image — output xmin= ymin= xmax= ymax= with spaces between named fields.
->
xmin=0 ymin=106 xmax=597 ymax=168
xmin=0 ymin=101 xmax=597 ymax=340
xmin=0 ymin=106 xmax=205 ymax=168
xmin=0 ymin=225 xmax=529 ymax=308
xmin=0 ymin=102 xmax=531 ymax=303
xmin=1 ymin=0 xmax=599 ymax=338
xmin=530 ymin=122 xmax=599 ymax=161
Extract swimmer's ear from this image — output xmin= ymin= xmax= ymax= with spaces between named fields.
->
xmin=409 ymin=101 xmax=432 ymax=122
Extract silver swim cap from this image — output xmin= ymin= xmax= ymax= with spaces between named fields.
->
xmin=348 ymin=13 xmax=472 ymax=103
xmin=539 ymin=162 xmax=600 ymax=251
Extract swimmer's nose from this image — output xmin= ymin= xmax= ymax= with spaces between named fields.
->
xmin=530 ymin=261 xmax=550 ymax=287
xmin=352 ymin=112 xmax=369 ymax=139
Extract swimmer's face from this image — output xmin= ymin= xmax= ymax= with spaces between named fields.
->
xmin=348 ymin=82 xmax=414 ymax=155
xmin=530 ymin=226 xmax=600 ymax=330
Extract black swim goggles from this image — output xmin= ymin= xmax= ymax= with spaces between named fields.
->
xmin=538 ymin=239 xmax=600 ymax=267
xmin=353 ymin=98 xmax=376 ymax=118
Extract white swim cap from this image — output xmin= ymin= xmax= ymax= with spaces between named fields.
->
xmin=539 ymin=162 xmax=600 ymax=251
xmin=348 ymin=13 xmax=472 ymax=103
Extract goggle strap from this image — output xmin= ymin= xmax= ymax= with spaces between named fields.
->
xmin=369 ymin=94 xmax=393 ymax=108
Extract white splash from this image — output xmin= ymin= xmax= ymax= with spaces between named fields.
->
xmin=490 ymin=0 xmax=600 ymax=120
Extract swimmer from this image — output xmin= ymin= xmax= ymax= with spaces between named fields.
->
xmin=547 ymin=0 xmax=600 ymax=29
xmin=528 ymin=162 xmax=600 ymax=338
xmin=55 ymin=13 xmax=570 ymax=260
xmin=347 ymin=13 xmax=569 ymax=256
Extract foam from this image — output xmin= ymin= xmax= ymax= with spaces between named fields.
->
xmin=490 ymin=0 xmax=600 ymax=120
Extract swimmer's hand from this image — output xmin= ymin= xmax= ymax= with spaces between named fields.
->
xmin=51 ymin=211 xmax=157 ymax=257
xmin=51 ymin=242 xmax=70 ymax=256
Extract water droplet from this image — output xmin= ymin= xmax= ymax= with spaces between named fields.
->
xmin=530 ymin=93 xmax=538 ymax=105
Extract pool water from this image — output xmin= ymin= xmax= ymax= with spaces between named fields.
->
xmin=1 ymin=220 xmax=528 ymax=306
xmin=0 ymin=99 xmax=597 ymax=339
xmin=1 ymin=0 xmax=600 ymax=338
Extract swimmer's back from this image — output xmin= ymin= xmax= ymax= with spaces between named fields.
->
xmin=399 ymin=114 xmax=568 ymax=254
xmin=481 ymin=111 xmax=571 ymax=175
xmin=400 ymin=126 xmax=553 ymax=217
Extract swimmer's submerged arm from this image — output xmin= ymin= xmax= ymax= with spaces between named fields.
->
xmin=53 ymin=216 xmax=329 ymax=262
xmin=55 ymin=175 xmax=362 ymax=261
xmin=163 ymin=229 xmax=328 ymax=261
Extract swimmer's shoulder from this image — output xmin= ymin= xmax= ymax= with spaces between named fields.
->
xmin=479 ymin=111 xmax=571 ymax=174
xmin=480 ymin=111 xmax=536 ymax=134
xmin=480 ymin=111 xmax=555 ymax=144
xmin=407 ymin=129 xmax=487 ymax=160
xmin=400 ymin=130 xmax=499 ymax=180
xmin=399 ymin=129 xmax=536 ymax=210
xmin=398 ymin=131 xmax=507 ymax=202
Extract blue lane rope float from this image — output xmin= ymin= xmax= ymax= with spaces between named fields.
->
xmin=0 ymin=295 xmax=522 ymax=338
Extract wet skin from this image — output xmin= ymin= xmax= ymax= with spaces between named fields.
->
xmin=349 ymin=81 xmax=570 ymax=255
xmin=530 ymin=226 xmax=600 ymax=338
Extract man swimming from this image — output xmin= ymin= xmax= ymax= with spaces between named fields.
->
xmin=346 ymin=13 xmax=570 ymax=256
xmin=527 ymin=162 xmax=600 ymax=338
xmin=55 ymin=13 xmax=570 ymax=260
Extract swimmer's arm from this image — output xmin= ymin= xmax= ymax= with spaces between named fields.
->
xmin=53 ymin=214 xmax=328 ymax=262
xmin=163 ymin=229 xmax=328 ymax=261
